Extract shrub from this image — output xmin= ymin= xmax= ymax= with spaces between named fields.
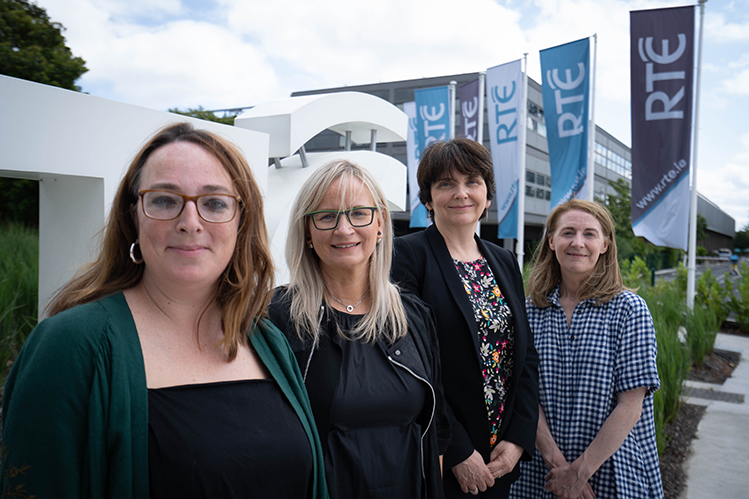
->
xmin=731 ymin=262 xmax=749 ymax=332
xmin=621 ymin=256 xmax=651 ymax=290
xmin=695 ymin=268 xmax=732 ymax=325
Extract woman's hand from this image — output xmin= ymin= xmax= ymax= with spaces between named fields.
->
xmin=487 ymin=440 xmax=523 ymax=479
xmin=452 ymin=450 xmax=495 ymax=494
xmin=544 ymin=463 xmax=596 ymax=499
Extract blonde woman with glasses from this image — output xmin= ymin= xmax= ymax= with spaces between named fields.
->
xmin=268 ymin=160 xmax=450 ymax=499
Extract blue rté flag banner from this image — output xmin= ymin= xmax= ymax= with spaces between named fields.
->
xmin=486 ymin=60 xmax=523 ymax=239
xmin=540 ymin=38 xmax=591 ymax=209
xmin=630 ymin=6 xmax=694 ymax=250
xmin=410 ymin=86 xmax=450 ymax=228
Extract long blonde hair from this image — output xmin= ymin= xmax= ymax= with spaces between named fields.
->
xmin=46 ymin=122 xmax=274 ymax=360
xmin=285 ymin=160 xmax=407 ymax=344
xmin=527 ymin=199 xmax=625 ymax=308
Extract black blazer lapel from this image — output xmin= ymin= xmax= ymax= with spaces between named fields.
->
xmin=425 ymin=225 xmax=482 ymax=356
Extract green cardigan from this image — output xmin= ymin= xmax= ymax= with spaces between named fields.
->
xmin=1 ymin=291 xmax=328 ymax=499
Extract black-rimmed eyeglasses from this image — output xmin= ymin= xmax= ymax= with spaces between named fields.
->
xmin=139 ymin=190 xmax=241 ymax=223
xmin=306 ymin=207 xmax=378 ymax=231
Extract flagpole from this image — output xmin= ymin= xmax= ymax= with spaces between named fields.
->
xmin=587 ymin=34 xmax=598 ymax=201
xmin=517 ymin=54 xmax=528 ymax=268
xmin=687 ymin=0 xmax=707 ymax=311
xmin=476 ymin=74 xmax=486 ymax=237
xmin=449 ymin=81 xmax=457 ymax=139
xmin=478 ymin=72 xmax=486 ymax=144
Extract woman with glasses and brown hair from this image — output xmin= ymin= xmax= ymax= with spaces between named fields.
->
xmin=1 ymin=122 xmax=328 ymax=499
xmin=268 ymin=159 xmax=450 ymax=499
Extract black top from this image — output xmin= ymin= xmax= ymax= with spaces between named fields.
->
xmin=325 ymin=310 xmax=427 ymax=499
xmin=268 ymin=286 xmax=450 ymax=499
xmin=148 ymin=378 xmax=313 ymax=499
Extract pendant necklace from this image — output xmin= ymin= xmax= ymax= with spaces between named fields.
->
xmin=327 ymin=290 xmax=368 ymax=313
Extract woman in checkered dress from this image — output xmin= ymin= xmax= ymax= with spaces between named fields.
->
xmin=509 ymin=200 xmax=663 ymax=499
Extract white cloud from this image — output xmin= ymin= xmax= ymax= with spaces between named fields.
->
xmin=723 ymin=69 xmax=749 ymax=95
xmin=698 ymin=131 xmax=749 ymax=230
xmin=220 ymin=0 xmax=528 ymax=91
xmin=706 ymin=10 xmax=749 ymax=43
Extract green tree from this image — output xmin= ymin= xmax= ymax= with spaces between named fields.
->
xmin=1 ymin=0 xmax=89 ymax=226
xmin=169 ymin=107 xmax=237 ymax=126
xmin=697 ymin=214 xmax=707 ymax=243
xmin=735 ymin=218 xmax=749 ymax=251
xmin=0 ymin=0 xmax=88 ymax=90
xmin=604 ymin=178 xmax=683 ymax=269
xmin=605 ymin=179 xmax=648 ymax=263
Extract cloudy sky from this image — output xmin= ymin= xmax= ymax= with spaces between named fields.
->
xmin=35 ymin=0 xmax=749 ymax=230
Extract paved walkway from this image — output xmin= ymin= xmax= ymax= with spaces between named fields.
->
xmin=680 ymin=332 xmax=749 ymax=499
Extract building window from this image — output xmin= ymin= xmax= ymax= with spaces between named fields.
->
xmin=545 ymin=190 xmax=551 ymax=201
xmin=526 ymin=171 xmax=536 ymax=183
xmin=536 ymin=188 xmax=545 ymax=199
xmin=526 ymin=185 xmax=534 ymax=196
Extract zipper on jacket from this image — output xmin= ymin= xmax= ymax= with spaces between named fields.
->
xmin=388 ymin=355 xmax=436 ymax=481
xmin=302 ymin=305 xmax=325 ymax=383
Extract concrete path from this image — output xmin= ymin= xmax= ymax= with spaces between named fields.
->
xmin=680 ymin=333 xmax=749 ymax=499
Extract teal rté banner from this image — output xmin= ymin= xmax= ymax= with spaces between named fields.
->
xmin=540 ymin=37 xmax=591 ymax=210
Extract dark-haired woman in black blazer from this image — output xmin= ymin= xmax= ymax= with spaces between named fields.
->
xmin=392 ymin=138 xmax=538 ymax=499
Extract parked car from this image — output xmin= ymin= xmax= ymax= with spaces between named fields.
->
xmin=716 ymin=248 xmax=732 ymax=259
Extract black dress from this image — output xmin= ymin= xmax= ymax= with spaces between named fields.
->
xmin=324 ymin=311 xmax=427 ymax=499
xmin=148 ymin=378 xmax=313 ymax=498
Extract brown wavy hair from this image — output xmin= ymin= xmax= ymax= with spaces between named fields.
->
xmin=527 ymin=199 xmax=625 ymax=308
xmin=46 ymin=122 xmax=274 ymax=360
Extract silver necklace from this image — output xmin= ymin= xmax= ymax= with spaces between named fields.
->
xmin=327 ymin=290 xmax=368 ymax=313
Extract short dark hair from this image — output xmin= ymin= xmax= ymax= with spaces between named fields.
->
xmin=416 ymin=137 xmax=495 ymax=209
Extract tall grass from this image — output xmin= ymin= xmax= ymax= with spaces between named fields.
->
xmin=638 ymin=280 xmax=691 ymax=456
xmin=685 ymin=304 xmax=718 ymax=369
xmin=0 ymin=223 xmax=39 ymax=384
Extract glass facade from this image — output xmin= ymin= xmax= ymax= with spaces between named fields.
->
xmin=595 ymin=142 xmax=631 ymax=179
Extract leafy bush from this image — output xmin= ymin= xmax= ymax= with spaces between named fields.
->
xmin=731 ymin=262 xmax=749 ymax=332
xmin=621 ymin=256 xmax=651 ymax=290
xmin=695 ymin=268 xmax=732 ymax=325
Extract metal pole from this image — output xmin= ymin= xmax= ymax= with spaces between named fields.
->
xmin=587 ymin=33 xmax=598 ymax=201
xmin=345 ymin=130 xmax=352 ymax=151
xmin=517 ymin=54 xmax=529 ymax=269
xmin=370 ymin=129 xmax=377 ymax=152
xmin=477 ymin=72 xmax=486 ymax=145
xmin=687 ymin=0 xmax=707 ymax=311
xmin=449 ymin=81 xmax=457 ymax=139
xmin=298 ymin=145 xmax=309 ymax=168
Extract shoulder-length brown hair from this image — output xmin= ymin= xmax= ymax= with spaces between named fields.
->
xmin=527 ymin=199 xmax=625 ymax=308
xmin=46 ymin=122 xmax=274 ymax=360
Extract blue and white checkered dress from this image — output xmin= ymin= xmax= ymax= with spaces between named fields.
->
xmin=509 ymin=285 xmax=663 ymax=499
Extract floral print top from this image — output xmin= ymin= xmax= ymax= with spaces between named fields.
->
xmin=454 ymin=256 xmax=515 ymax=448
